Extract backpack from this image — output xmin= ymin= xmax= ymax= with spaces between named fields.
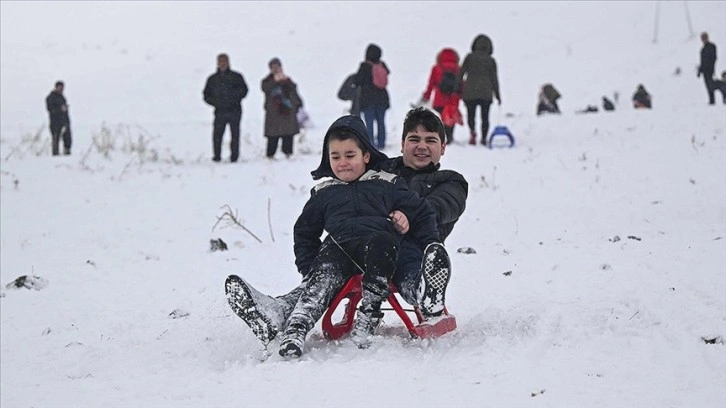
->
xmin=337 ymin=73 xmax=358 ymax=101
xmin=370 ymin=62 xmax=388 ymax=89
xmin=439 ymin=70 xmax=458 ymax=95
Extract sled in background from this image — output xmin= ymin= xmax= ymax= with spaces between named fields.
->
xmin=488 ymin=125 xmax=515 ymax=149
xmin=321 ymin=274 xmax=457 ymax=340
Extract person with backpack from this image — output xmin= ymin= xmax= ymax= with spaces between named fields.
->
xmin=421 ymin=48 xmax=463 ymax=145
xmin=459 ymin=34 xmax=501 ymax=146
xmin=353 ymin=43 xmax=391 ymax=149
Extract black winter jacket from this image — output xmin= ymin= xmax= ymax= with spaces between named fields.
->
xmin=700 ymin=41 xmax=717 ymax=75
xmin=380 ymin=158 xmax=468 ymax=241
xmin=293 ymin=170 xmax=439 ymax=277
xmin=46 ymin=91 xmax=69 ymax=124
xmin=203 ymin=69 xmax=249 ymax=114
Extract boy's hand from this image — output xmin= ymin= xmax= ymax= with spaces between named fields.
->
xmin=389 ymin=210 xmax=409 ymax=234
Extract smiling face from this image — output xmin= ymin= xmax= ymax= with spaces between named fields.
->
xmin=401 ymin=125 xmax=445 ymax=170
xmin=328 ymin=137 xmax=371 ymax=182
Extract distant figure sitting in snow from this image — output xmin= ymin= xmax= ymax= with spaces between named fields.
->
xmin=536 ymin=83 xmax=561 ymax=115
xmin=602 ymin=96 xmax=615 ymax=111
xmin=632 ymin=84 xmax=652 ymax=109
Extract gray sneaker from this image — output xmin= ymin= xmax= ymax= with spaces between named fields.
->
xmin=225 ymin=275 xmax=287 ymax=345
xmin=349 ymin=308 xmax=383 ymax=349
xmin=417 ymin=243 xmax=451 ymax=317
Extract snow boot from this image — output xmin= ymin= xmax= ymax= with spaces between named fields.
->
xmin=350 ymin=307 xmax=384 ymax=349
xmin=278 ymin=322 xmax=307 ymax=358
xmin=417 ymin=243 xmax=452 ymax=318
xmin=225 ymin=275 xmax=286 ymax=346
xmin=469 ymin=131 xmax=477 ymax=146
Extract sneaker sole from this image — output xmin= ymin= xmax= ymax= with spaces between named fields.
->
xmin=278 ymin=340 xmax=303 ymax=358
xmin=420 ymin=243 xmax=451 ymax=316
xmin=225 ymin=275 xmax=278 ymax=345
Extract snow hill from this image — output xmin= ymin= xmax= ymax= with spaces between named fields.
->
xmin=1 ymin=2 xmax=725 ymax=407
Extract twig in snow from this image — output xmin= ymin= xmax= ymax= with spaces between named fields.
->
xmin=267 ymin=198 xmax=275 ymax=243
xmin=212 ymin=204 xmax=263 ymax=243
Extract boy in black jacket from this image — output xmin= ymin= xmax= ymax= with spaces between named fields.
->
xmin=276 ymin=115 xmax=440 ymax=357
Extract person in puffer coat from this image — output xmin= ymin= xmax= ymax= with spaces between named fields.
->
xmin=261 ymin=57 xmax=303 ymax=158
xmin=421 ymin=48 xmax=463 ymax=145
xmin=459 ymin=34 xmax=501 ymax=145
xmin=278 ymin=115 xmax=440 ymax=358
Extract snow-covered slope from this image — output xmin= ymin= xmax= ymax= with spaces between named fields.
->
xmin=2 ymin=2 xmax=725 ymax=407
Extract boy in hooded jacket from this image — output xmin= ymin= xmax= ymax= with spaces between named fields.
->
xmin=275 ymin=115 xmax=440 ymax=357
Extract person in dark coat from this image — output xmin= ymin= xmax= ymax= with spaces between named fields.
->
xmin=224 ymin=108 xmax=468 ymax=348
xmin=632 ymin=84 xmax=652 ymax=109
xmin=261 ymin=57 xmax=303 ymax=159
xmin=273 ymin=114 xmax=440 ymax=357
xmin=203 ymin=53 xmax=249 ymax=162
xmin=421 ymin=48 xmax=463 ymax=145
xmin=537 ymin=83 xmax=561 ymax=115
xmin=353 ymin=43 xmax=391 ymax=149
xmin=697 ymin=32 xmax=718 ymax=105
xmin=459 ymin=34 xmax=501 ymax=145
xmin=45 ymin=81 xmax=72 ymax=156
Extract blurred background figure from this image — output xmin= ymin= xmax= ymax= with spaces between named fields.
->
xmin=261 ymin=57 xmax=303 ymax=159
xmin=421 ymin=47 xmax=463 ymax=145
xmin=632 ymin=84 xmax=652 ymax=109
xmin=697 ymin=32 xmax=717 ymax=105
xmin=536 ymin=83 xmax=561 ymax=115
xmin=459 ymin=34 xmax=501 ymax=145
xmin=45 ymin=80 xmax=72 ymax=156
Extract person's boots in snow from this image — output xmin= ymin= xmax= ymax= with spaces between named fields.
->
xmin=278 ymin=320 xmax=308 ymax=358
xmin=417 ymin=243 xmax=452 ymax=318
xmin=350 ymin=306 xmax=384 ymax=349
xmin=225 ymin=275 xmax=287 ymax=345
xmin=469 ymin=131 xmax=477 ymax=146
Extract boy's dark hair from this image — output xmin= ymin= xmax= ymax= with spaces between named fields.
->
xmin=329 ymin=130 xmax=370 ymax=155
xmin=401 ymin=107 xmax=445 ymax=143
xmin=55 ymin=81 xmax=64 ymax=88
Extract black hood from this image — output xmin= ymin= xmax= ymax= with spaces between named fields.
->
xmin=365 ymin=44 xmax=382 ymax=62
xmin=311 ymin=115 xmax=389 ymax=180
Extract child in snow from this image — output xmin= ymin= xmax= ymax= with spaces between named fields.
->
xmin=632 ymin=84 xmax=652 ymax=109
xmin=278 ymin=114 xmax=441 ymax=358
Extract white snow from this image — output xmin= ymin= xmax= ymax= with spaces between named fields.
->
xmin=1 ymin=1 xmax=725 ymax=407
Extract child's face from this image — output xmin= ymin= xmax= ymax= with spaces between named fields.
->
xmin=328 ymin=138 xmax=370 ymax=182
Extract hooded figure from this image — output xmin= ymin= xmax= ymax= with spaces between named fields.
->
xmin=311 ymin=115 xmax=388 ymax=180
xmin=353 ymin=43 xmax=391 ymax=149
xmin=459 ymin=34 xmax=500 ymax=102
xmin=422 ymin=48 xmax=463 ymax=144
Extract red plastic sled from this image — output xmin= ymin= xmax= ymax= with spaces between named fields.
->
xmin=321 ymin=274 xmax=457 ymax=340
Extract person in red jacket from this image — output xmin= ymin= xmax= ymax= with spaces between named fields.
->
xmin=421 ymin=48 xmax=463 ymax=145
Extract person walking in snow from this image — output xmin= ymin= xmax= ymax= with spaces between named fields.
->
xmin=697 ymin=32 xmax=718 ymax=105
xmin=45 ymin=81 xmax=72 ymax=156
xmin=203 ymin=53 xmax=249 ymax=163
xmin=459 ymin=34 xmax=501 ymax=146
xmin=225 ymin=108 xmax=468 ymax=350
xmin=420 ymin=48 xmax=463 ymax=145
xmin=261 ymin=57 xmax=303 ymax=159
xmin=354 ymin=43 xmax=391 ymax=149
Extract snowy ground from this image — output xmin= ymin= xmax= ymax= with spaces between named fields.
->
xmin=1 ymin=2 xmax=725 ymax=407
